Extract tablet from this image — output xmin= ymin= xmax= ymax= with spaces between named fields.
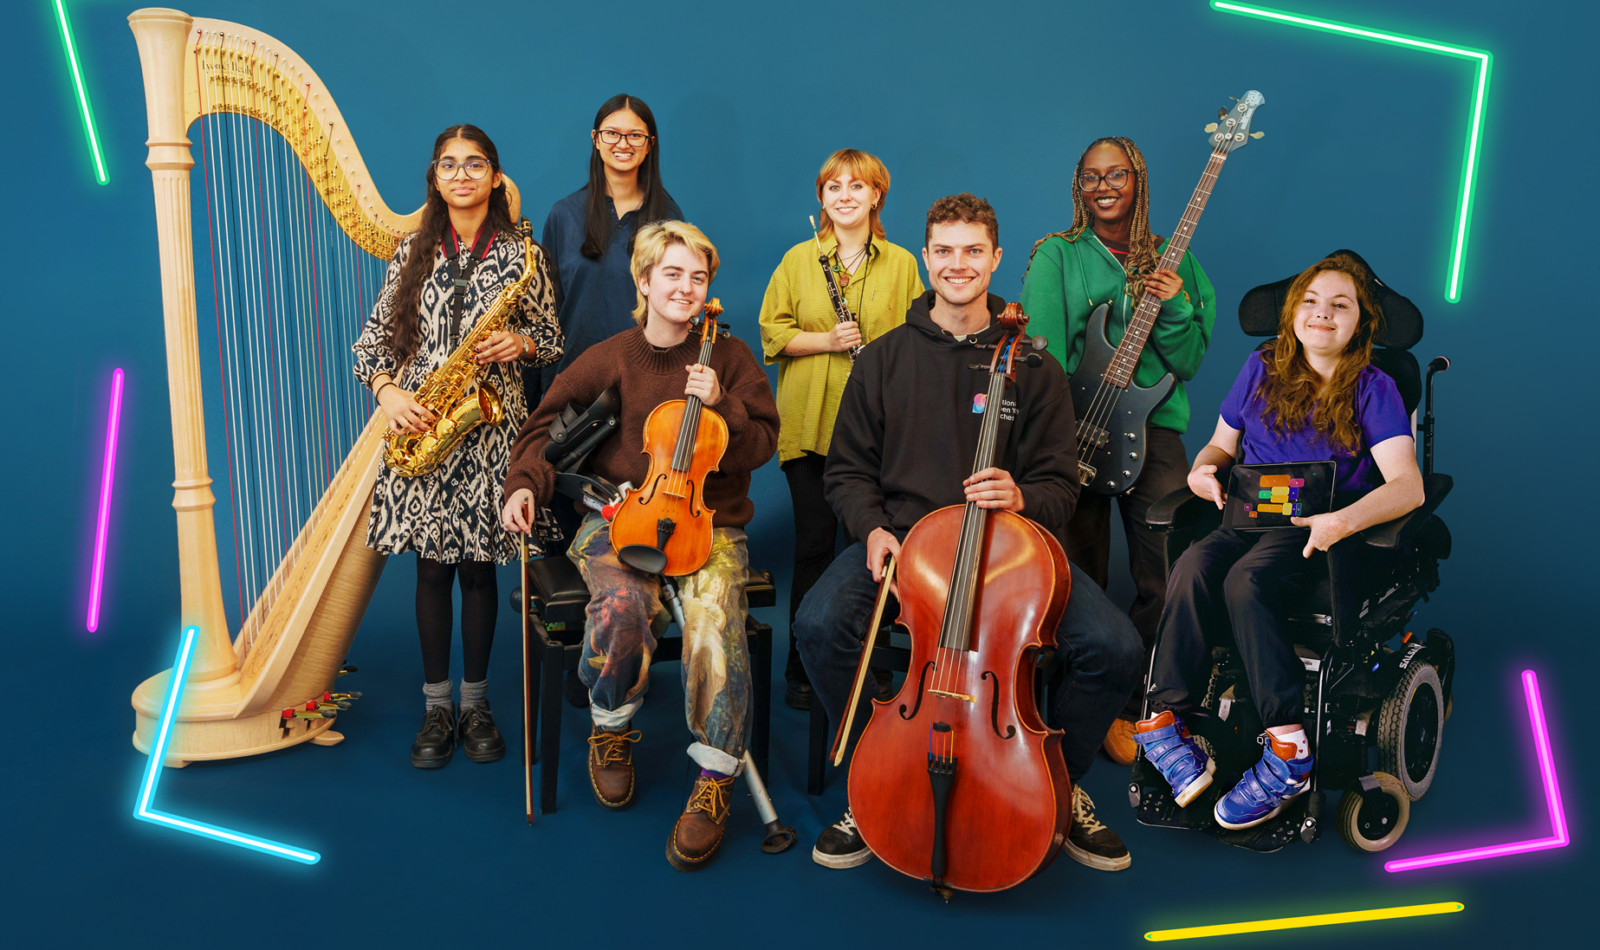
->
xmin=1223 ymin=462 xmax=1337 ymax=530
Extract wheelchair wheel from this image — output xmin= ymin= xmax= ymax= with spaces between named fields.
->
xmin=1336 ymin=772 xmax=1410 ymax=853
xmin=1378 ymin=662 xmax=1445 ymax=801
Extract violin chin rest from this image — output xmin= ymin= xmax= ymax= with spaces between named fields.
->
xmin=618 ymin=544 xmax=669 ymax=575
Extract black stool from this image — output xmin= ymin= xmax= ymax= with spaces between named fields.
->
xmin=514 ymin=556 xmax=776 ymax=815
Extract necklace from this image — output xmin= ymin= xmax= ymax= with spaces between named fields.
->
xmin=832 ymin=242 xmax=869 ymax=287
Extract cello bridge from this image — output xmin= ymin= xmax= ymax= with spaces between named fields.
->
xmin=929 ymin=689 xmax=977 ymax=703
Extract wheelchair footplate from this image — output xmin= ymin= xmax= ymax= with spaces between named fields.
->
xmin=1134 ymin=775 xmax=1307 ymax=853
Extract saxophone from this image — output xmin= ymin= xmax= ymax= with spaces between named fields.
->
xmin=384 ymin=235 xmax=539 ymax=477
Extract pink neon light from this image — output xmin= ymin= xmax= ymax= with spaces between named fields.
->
xmin=86 ymin=368 xmax=124 ymax=633
xmin=1385 ymin=670 xmax=1568 ymax=872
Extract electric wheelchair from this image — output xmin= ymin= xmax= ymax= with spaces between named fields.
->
xmin=1130 ymin=252 xmax=1457 ymax=853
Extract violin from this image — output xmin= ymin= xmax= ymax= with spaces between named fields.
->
xmin=608 ymin=299 xmax=730 ymax=576
xmin=847 ymin=303 xmax=1070 ymax=898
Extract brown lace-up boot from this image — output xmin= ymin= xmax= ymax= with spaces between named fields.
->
xmin=666 ymin=773 xmax=736 ymax=871
xmin=587 ymin=726 xmax=642 ymax=810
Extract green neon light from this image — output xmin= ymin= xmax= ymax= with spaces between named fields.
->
xmin=1211 ymin=1 xmax=1492 ymax=303
xmin=53 ymin=0 xmax=107 ymax=185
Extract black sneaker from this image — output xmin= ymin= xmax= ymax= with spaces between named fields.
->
xmin=812 ymin=808 xmax=873 ymax=868
xmin=1065 ymin=785 xmax=1131 ymax=871
xmin=784 ymin=680 xmax=815 ymax=711
xmin=459 ymin=703 xmax=505 ymax=763
xmin=410 ymin=703 xmax=456 ymax=769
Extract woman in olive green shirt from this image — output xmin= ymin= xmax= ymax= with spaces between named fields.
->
xmin=758 ymin=148 xmax=923 ymax=709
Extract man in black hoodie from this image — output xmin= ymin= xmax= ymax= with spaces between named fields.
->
xmin=794 ymin=194 xmax=1143 ymax=874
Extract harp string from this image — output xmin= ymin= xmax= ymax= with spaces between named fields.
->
xmin=195 ymin=31 xmax=385 ymax=651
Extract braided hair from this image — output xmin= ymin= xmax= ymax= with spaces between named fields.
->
xmin=1027 ymin=137 xmax=1162 ymax=300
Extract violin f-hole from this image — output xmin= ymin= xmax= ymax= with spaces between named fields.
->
xmin=900 ymin=660 xmax=934 ymax=720
xmin=981 ymin=670 xmax=1016 ymax=740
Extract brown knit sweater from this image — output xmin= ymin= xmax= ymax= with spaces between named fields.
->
xmin=504 ymin=325 xmax=779 ymax=528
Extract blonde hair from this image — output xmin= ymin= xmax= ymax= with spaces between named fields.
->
xmin=816 ymin=149 xmax=890 ymax=240
xmin=630 ymin=220 xmax=720 ymax=323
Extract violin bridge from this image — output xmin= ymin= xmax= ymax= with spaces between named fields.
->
xmin=929 ymin=689 xmax=977 ymax=703
xmin=662 ymin=487 xmax=689 ymax=500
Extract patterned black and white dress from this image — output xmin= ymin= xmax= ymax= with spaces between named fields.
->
xmin=353 ymin=230 xmax=562 ymax=564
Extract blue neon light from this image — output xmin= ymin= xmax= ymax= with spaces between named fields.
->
xmin=134 ymin=627 xmax=322 ymax=864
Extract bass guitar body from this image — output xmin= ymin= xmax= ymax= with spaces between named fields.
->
xmin=608 ymin=399 xmax=728 ymax=576
xmin=1071 ymin=302 xmax=1175 ymax=496
xmin=848 ymin=506 xmax=1072 ymax=893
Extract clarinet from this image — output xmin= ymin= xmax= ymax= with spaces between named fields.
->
xmin=809 ymin=215 xmax=863 ymax=362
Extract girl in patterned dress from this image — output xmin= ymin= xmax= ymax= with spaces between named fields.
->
xmin=353 ymin=125 xmax=562 ymax=769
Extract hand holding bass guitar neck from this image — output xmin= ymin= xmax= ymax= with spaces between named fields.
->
xmin=608 ymin=299 xmax=730 ymax=576
xmin=810 ymin=216 xmax=864 ymax=361
xmin=1072 ymin=90 xmax=1264 ymax=495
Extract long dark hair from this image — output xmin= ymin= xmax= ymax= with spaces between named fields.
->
xmin=1027 ymin=136 xmax=1162 ymax=301
xmin=580 ymin=94 xmax=675 ymax=259
xmin=388 ymin=124 xmax=518 ymax=366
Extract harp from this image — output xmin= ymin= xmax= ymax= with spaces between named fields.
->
xmin=128 ymin=8 xmax=523 ymax=764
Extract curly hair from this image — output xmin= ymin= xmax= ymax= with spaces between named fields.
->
xmin=924 ymin=192 xmax=998 ymax=248
xmin=1256 ymin=252 xmax=1385 ymax=453
xmin=1027 ymin=136 xmax=1161 ymax=300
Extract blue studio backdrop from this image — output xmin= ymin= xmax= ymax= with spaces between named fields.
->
xmin=7 ymin=0 xmax=1593 ymax=946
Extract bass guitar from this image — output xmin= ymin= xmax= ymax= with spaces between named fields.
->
xmin=1073 ymin=90 xmax=1264 ymax=495
xmin=608 ymin=300 xmax=729 ymax=576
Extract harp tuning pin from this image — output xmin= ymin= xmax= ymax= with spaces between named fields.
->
xmin=1204 ymin=122 xmax=1219 ymax=133
xmin=1250 ymin=131 xmax=1265 ymax=139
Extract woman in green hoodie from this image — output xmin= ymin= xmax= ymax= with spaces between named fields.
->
xmin=1019 ymin=136 xmax=1216 ymax=764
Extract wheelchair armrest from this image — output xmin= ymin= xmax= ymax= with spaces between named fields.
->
xmin=1146 ymin=487 xmax=1215 ymax=531
xmin=553 ymin=472 xmax=622 ymax=512
xmin=1363 ymin=473 xmax=1453 ymax=550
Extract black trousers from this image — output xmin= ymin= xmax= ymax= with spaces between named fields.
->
xmin=1065 ymin=424 xmax=1189 ymax=714
xmin=782 ymin=452 xmax=838 ymax=685
xmin=1147 ymin=527 xmax=1313 ymax=729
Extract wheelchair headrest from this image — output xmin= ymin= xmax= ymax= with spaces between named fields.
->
xmin=1237 ymin=250 xmax=1424 ymax=350
xmin=543 ymin=386 xmax=620 ymax=470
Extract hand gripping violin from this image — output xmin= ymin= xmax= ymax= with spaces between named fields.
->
xmin=847 ymin=303 xmax=1071 ymax=899
xmin=608 ymin=299 xmax=730 ymax=576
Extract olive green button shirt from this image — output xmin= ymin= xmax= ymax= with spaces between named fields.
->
xmin=758 ymin=236 xmax=924 ymax=463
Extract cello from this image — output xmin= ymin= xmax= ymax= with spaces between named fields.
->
xmin=608 ymin=299 xmax=729 ymax=576
xmin=847 ymin=303 xmax=1071 ymax=898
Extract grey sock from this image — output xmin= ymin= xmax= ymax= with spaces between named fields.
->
xmin=423 ymin=679 xmax=454 ymax=710
xmin=459 ymin=678 xmax=488 ymax=710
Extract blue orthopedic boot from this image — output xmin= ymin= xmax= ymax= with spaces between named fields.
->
xmin=1134 ymin=711 xmax=1215 ymax=807
xmin=1213 ymin=732 xmax=1314 ymax=830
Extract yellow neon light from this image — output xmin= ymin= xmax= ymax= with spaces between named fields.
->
xmin=1145 ymin=901 xmax=1464 ymax=942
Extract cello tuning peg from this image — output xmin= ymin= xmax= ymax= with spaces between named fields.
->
xmin=1250 ymin=131 xmax=1265 ymax=139
xmin=1204 ymin=123 xmax=1219 ymax=133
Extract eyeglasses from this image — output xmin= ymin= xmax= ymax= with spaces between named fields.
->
xmin=596 ymin=129 xmax=651 ymax=148
xmin=434 ymin=158 xmax=491 ymax=181
xmin=1078 ymin=168 xmax=1133 ymax=191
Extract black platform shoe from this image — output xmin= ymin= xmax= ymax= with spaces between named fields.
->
xmin=459 ymin=703 xmax=506 ymax=763
xmin=410 ymin=703 xmax=457 ymax=769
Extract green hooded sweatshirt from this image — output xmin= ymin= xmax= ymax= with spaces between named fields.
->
xmin=1019 ymin=230 xmax=1216 ymax=434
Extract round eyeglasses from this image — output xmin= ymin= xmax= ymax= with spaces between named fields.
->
xmin=1078 ymin=168 xmax=1133 ymax=191
xmin=434 ymin=158 xmax=491 ymax=181
xmin=596 ymin=129 xmax=650 ymax=147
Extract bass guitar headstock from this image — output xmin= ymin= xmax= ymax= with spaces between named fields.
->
xmin=1205 ymin=90 xmax=1266 ymax=154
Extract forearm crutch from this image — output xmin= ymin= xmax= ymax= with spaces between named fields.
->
xmin=831 ymin=554 xmax=896 ymax=765
xmin=658 ymin=575 xmax=796 ymax=854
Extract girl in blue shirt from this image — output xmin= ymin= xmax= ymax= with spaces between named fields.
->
xmin=1133 ymin=252 xmax=1425 ymax=830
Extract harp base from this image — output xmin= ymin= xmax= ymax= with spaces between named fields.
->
xmin=132 ymin=670 xmax=344 ymax=767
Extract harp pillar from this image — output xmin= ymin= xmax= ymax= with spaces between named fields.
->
xmin=131 ymin=8 xmax=238 ymax=688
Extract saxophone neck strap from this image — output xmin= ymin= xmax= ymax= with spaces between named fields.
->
xmin=444 ymin=225 xmax=499 ymax=350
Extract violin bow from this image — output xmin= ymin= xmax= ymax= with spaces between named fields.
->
xmin=830 ymin=554 xmax=897 ymax=765
xmin=519 ymin=508 xmax=533 ymax=824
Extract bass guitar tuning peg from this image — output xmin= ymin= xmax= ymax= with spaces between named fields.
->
xmin=1250 ymin=131 xmax=1265 ymax=139
xmin=1205 ymin=122 xmax=1219 ymax=133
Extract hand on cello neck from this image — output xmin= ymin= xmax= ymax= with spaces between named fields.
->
xmin=963 ymin=467 xmax=1024 ymax=512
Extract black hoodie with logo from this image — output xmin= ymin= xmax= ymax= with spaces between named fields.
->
xmin=824 ymin=291 xmax=1082 ymax=546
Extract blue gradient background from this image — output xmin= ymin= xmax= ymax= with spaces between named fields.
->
xmin=8 ymin=1 xmax=1592 ymax=946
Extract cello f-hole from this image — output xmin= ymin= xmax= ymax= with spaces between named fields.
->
xmin=900 ymin=660 xmax=934 ymax=720
xmin=981 ymin=670 xmax=1016 ymax=740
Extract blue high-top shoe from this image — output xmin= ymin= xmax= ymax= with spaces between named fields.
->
xmin=1134 ymin=711 xmax=1215 ymax=807
xmin=1213 ymin=733 xmax=1314 ymax=830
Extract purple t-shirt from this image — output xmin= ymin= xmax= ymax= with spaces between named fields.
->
xmin=1219 ymin=352 xmax=1412 ymax=498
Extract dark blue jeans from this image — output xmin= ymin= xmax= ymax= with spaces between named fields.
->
xmin=793 ymin=541 xmax=1143 ymax=782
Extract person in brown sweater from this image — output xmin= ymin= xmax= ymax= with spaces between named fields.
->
xmin=502 ymin=220 xmax=778 ymax=871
